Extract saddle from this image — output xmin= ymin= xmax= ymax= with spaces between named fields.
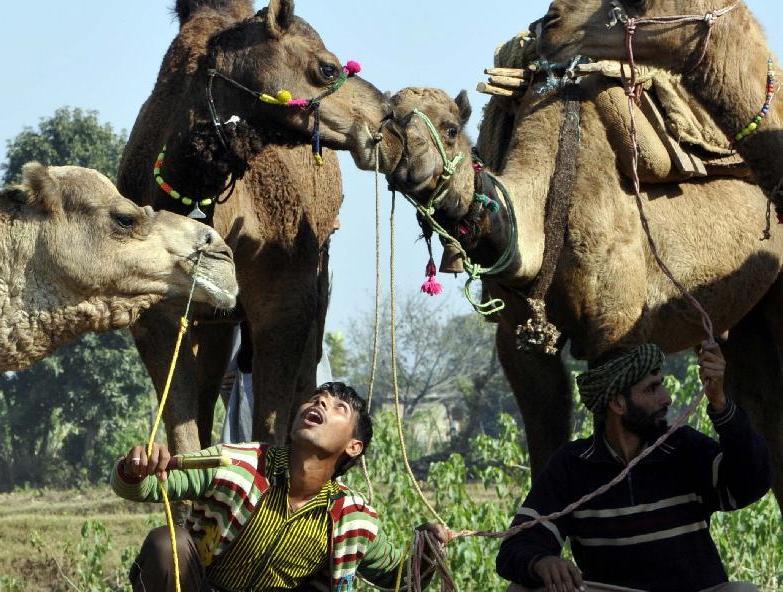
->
xmin=482 ymin=32 xmax=750 ymax=185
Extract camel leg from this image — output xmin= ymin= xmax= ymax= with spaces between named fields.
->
xmin=244 ymin=271 xmax=319 ymax=444
xmin=722 ymin=282 xmax=783 ymax=511
xmin=130 ymin=306 xmax=202 ymax=455
xmin=496 ymin=325 xmax=573 ymax=477
xmin=191 ymin=322 xmax=236 ymax=448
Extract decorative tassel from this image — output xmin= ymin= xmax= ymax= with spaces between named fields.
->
xmin=188 ymin=203 xmax=207 ymax=219
xmin=421 ymin=258 xmax=443 ymax=296
xmin=344 ymin=61 xmax=362 ymax=76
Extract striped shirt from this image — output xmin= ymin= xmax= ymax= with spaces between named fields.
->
xmin=496 ymin=401 xmax=771 ymax=592
xmin=207 ymin=447 xmax=339 ymax=591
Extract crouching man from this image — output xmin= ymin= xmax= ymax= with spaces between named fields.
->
xmin=112 ymin=382 xmax=450 ymax=591
xmin=496 ymin=343 xmax=770 ymax=592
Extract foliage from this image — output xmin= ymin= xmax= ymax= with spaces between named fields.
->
xmin=343 ymin=365 xmax=782 ymax=591
xmin=344 ymin=293 xmax=518 ymax=443
xmin=0 ymin=331 xmax=153 ymax=490
xmin=2 ymin=107 xmax=126 ymax=184
xmin=325 ymin=331 xmax=349 ymax=380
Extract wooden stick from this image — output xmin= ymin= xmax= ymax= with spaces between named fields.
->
xmin=484 ymin=67 xmax=526 ymax=78
xmin=167 ymin=455 xmax=231 ymax=471
xmin=488 ymin=75 xmax=528 ymax=89
xmin=476 ymin=82 xmax=517 ymax=97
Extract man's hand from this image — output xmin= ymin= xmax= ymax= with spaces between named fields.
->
xmin=698 ymin=341 xmax=727 ymax=412
xmin=121 ymin=443 xmax=171 ymax=481
xmin=417 ymin=522 xmax=456 ymax=546
xmin=533 ymin=555 xmax=585 ymax=592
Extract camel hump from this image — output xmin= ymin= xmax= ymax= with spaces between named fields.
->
xmin=174 ymin=0 xmax=254 ymax=28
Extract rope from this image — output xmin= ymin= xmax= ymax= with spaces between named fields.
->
xmin=359 ymin=142 xmax=384 ymax=503
xmin=144 ymin=252 xmax=202 ymax=592
xmin=390 ymin=191 xmax=448 ymax=527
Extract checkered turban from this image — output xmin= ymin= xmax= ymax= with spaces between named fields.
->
xmin=576 ymin=344 xmax=665 ymax=413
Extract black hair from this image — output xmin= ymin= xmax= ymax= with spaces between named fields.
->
xmin=316 ymin=382 xmax=373 ymax=478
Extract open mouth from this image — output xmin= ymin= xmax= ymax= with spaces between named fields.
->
xmin=303 ymin=407 xmax=325 ymax=427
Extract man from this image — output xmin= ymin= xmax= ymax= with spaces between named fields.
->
xmin=496 ymin=343 xmax=771 ymax=592
xmin=113 ymin=382 xmax=450 ymax=591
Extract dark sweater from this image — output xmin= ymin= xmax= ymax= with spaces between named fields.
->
xmin=496 ymin=401 xmax=771 ymax=592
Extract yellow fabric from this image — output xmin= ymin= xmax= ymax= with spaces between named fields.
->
xmin=207 ymin=447 xmax=339 ymax=591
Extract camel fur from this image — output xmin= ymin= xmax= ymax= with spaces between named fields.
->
xmin=0 ymin=163 xmax=237 ymax=371
xmin=382 ymin=75 xmax=783 ymax=508
xmin=118 ymin=0 xmax=390 ymax=454
xmin=538 ymin=0 xmax=783 ymax=216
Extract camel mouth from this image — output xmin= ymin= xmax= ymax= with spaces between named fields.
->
xmin=193 ymin=274 xmax=238 ymax=310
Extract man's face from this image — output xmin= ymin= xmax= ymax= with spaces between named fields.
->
xmin=621 ymin=370 xmax=672 ymax=440
xmin=290 ymin=392 xmax=363 ymax=460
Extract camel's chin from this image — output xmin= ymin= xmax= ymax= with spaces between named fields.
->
xmin=193 ymin=275 xmax=238 ymax=310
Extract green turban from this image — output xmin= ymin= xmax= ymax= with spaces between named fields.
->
xmin=577 ymin=344 xmax=665 ymax=413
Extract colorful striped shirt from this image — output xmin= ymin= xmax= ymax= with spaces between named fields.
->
xmin=111 ymin=443 xmax=418 ymax=591
xmin=207 ymin=447 xmax=337 ymax=590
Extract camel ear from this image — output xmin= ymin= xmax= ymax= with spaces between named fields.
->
xmin=265 ymin=0 xmax=295 ymax=38
xmin=454 ymin=90 xmax=472 ymax=127
xmin=19 ymin=162 xmax=61 ymax=213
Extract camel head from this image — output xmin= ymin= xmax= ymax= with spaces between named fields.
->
xmin=1 ymin=163 xmax=239 ymax=312
xmin=204 ymin=0 xmax=390 ymax=170
xmin=537 ymin=0 xmax=741 ymax=70
xmin=385 ymin=88 xmax=475 ymax=220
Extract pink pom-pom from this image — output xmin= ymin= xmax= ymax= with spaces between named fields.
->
xmin=344 ymin=61 xmax=362 ymax=76
xmin=421 ymin=276 xmax=443 ymax=296
xmin=421 ymin=259 xmax=442 ymax=296
xmin=288 ymin=98 xmax=310 ymax=108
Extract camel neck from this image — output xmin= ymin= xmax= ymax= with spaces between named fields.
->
xmin=684 ymin=4 xmax=783 ymax=193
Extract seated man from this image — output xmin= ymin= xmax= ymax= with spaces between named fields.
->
xmin=113 ymin=382 xmax=449 ymax=591
xmin=496 ymin=343 xmax=770 ymax=592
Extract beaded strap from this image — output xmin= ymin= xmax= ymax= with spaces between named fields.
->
xmin=154 ymin=146 xmax=214 ymax=218
xmin=736 ymin=58 xmax=777 ymax=142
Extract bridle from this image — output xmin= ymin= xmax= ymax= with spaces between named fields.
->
xmin=395 ymin=109 xmax=519 ymax=316
xmin=607 ymin=0 xmax=738 ymax=80
xmin=206 ymin=60 xmax=361 ymax=165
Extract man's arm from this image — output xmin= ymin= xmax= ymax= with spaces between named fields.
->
xmin=357 ymin=523 xmax=449 ymax=590
xmin=496 ymin=451 xmax=578 ymax=590
xmin=110 ymin=442 xmax=224 ymax=503
xmin=695 ymin=343 xmax=771 ymax=510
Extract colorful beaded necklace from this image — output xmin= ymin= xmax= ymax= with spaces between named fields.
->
xmin=735 ymin=57 xmax=777 ymax=142
xmin=153 ymin=146 xmax=215 ymax=219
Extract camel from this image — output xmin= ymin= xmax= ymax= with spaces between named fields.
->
xmin=381 ymin=79 xmax=783 ymax=508
xmin=536 ymin=0 xmax=783 ymax=217
xmin=0 ymin=162 xmax=238 ymax=371
xmin=117 ymin=0 xmax=393 ymax=455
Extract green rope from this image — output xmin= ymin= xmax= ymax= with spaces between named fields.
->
xmin=397 ymin=109 xmax=519 ymax=316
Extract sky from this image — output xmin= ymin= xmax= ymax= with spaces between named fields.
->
xmin=2 ymin=1 xmax=781 ymax=335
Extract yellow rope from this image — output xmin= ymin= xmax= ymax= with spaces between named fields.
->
xmin=144 ymin=252 xmax=202 ymax=592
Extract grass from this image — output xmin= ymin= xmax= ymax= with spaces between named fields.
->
xmin=0 ymin=487 xmax=159 ymax=591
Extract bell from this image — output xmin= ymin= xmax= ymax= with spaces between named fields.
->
xmin=439 ymin=242 xmax=464 ymax=274
xmin=188 ymin=203 xmax=207 ymax=220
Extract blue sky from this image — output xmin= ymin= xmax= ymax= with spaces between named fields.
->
xmin=2 ymin=1 xmax=781 ymax=334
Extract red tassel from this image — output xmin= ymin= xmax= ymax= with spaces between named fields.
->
xmin=421 ymin=259 xmax=443 ymax=296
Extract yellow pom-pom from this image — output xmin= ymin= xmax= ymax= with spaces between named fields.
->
xmin=276 ymin=90 xmax=293 ymax=104
xmin=314 ymin=154 xmax=324 ymax=167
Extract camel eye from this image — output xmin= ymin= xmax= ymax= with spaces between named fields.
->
xmin=319 ymin=62 xmax=340 ymax=80
xmin=445 ymin=126 xmax=459 ymax=140
xmin=111 ymin=212 xmax=136 ymax=231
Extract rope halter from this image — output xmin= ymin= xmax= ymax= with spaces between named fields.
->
xmin=396 ymin=109 xmax=518 ymax=316
xmin=410 ymin=109 xmax=466 ymax=211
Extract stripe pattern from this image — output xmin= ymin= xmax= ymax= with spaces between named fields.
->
xmin=207 ymin=447 xmax=336 ymax=590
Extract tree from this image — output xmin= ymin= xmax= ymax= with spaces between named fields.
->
xmin=0 ymin=108 xmax=151 ymax=490
xmin=2 ymin=107 xmax=126 ymax=184
xmin=325 ymin=331 xmax=348 ymax=380
xmin=344 ymin=293 xmax=518 ymax=447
